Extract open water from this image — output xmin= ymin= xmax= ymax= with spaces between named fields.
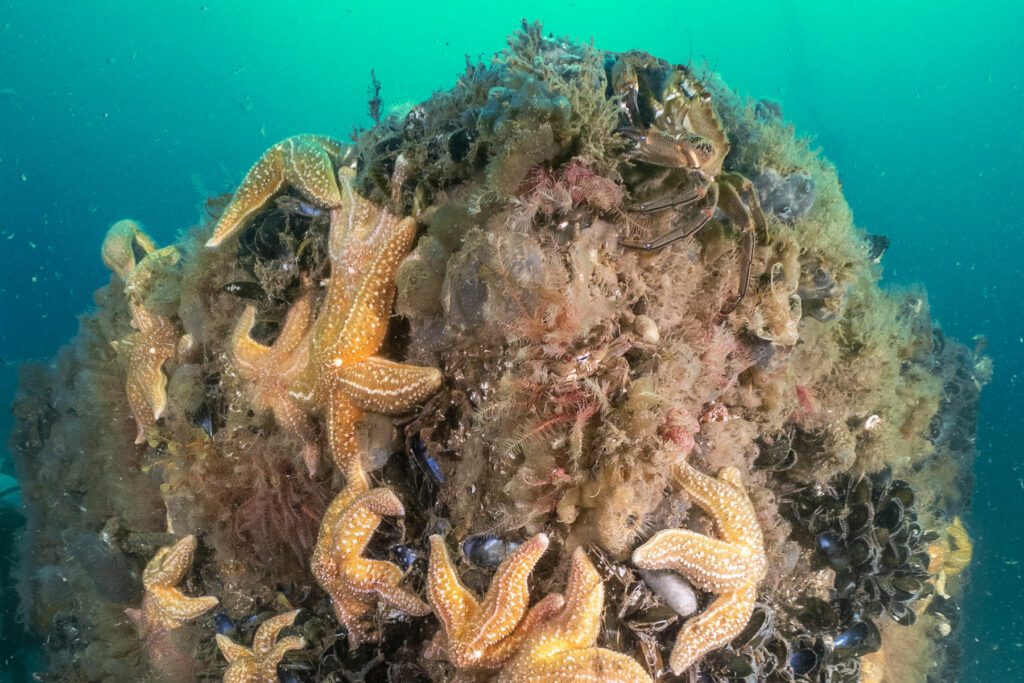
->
xmin=0 ymin=1 xmax=1021 ymax=681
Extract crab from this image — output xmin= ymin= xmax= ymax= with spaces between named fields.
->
xmin=609 ymin=52 xmax=767 ymax=312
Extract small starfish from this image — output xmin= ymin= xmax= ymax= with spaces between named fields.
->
xmin=206 ymin=135 xmax=351 ymax=247
xmin=631 ymin=460 xmax=766 ymax=675
xmin=311 ymin=486 xmax=430 ymax=647
xmin=288 ymin=169 xmax=442 ymax=481
xmin=230 ymin=293 xmax=321 ymax=474
xmin=427 ymin=533 xmax=556 ymax=670
xmin=113 ymin=245 xmax=182 ymax=443
xmin=498 ymin=547 xmax=652 ymax=682
xmin=126 ymin=535 xmax=219 ymax=635
xmin=216 ymin=609 xmax=305 ymax=683
xmin=101 ymin=218 xmax=157 ymax=281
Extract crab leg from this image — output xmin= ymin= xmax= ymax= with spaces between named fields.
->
xmin=621 ymin=182 xmax=719 ymax=251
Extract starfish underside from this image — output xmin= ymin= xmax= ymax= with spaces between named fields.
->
xmin=632 ymin=461 xmax=767 ymax=675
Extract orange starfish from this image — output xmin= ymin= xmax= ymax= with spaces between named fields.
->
xmin=288 ymin=169 xmax=442 ymax=482
xmin=113 ymin=245 xmax=182 ymax=444
xmin=632 ymin=459 xmax=766 ymax=675
xmin=230 ymin=292 xmax=321 ymax=474
xmin=311 ymin=485 xmax=430 ymax=647
xmin=126 ymin=535 xmax=218 ymax=635
xmin=206 ymin=135 xmax=351 ymax=247
xmin=101 ymin=218 xmax=156 ymax=281
xmin=498 ymin=547 xmax=652 ymax=682
xmin=427 ymin=533 xmax=558 ymax=670
xmin=216 ymin=609 xmax=305 ymax=683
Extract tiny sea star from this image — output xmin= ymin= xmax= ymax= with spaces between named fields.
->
xmin=101 ymin=218 xmax=157 ymax=281
xmin=631 ymin=459 xmax=766 ymax=675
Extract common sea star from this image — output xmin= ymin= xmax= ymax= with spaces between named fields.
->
xmin=101 ymin=218 xmax=156 ymax=281
xmin=498 ymin=547 xmax=652 ymax=682
xmin=126 ymin=535 xmax=219 ymax=635
xmin=631 ymin=459 xmax=766 ymax=675
xmin=113 ymin=245 xmax=182 ymax=444
xmin=311 ymin=486 xmax=430 ymax=647
xmin=216 ymin=609 xmax=305 ymax=683
xmin=206 ymin=134 xmax=351 ymax=247
xmin=230 ymin=292 xmax=320 ymax=475
xmin=427 ymin=533 xmax=557 ymax=670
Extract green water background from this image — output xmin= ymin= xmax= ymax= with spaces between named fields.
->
xmin=0 ymin=1 xmax=1021 ymax=680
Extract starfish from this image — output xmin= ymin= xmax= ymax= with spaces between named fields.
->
xmin=113 ymin=245 xmax=182 ymax=444
xmin=206 ymin=134 xmax=351 ymax=247
xmin=631 ymin=459 xmax=766 ymax=675
xmin=498 ymin=547 xmax=652 ymax=683
xmin=288 ymin=168 xmax=442 ymax=483
xmin=216 ymin=609 xmax=305 ymax=683
xmin=427 ymin=533 xmax=559 ymax=670
xmin=101 ymin=218 xmax=156 ymax=281
xmin=311 ymin=485 xmax=430 ymax=647
xmin=230 ymin=293 xmax=321 ymax=474
xmin=126 ymin=535 xmax=219 ymax=635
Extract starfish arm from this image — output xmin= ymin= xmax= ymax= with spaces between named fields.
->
xmin=427 ymin=535 xmax=480 ymax=641
xmin=632 ymin=529 xmax=762 ymax=593
xmin=282 ymin=135 xmax=344 ymax=208
xmin=478 ymin=592 xmax=565 ymax=669
xmin=102 ymin=218 xmax=155 ymax=280
xmin=144 ymin=535 xmax=198 ymax=587
xmin=528 ymin=548 xmax=604 ymax=659
xmin=252 ymin=609 xmax=300 ymax=657
xmin=674 ymin=463 xmax=763 ymax=549
xmin=273 ymin=398 xmax=321 ymax=476
xmin=263 ymin=635 xmax=306 ymax=669
xmin=223 ymin=661 xmax=261 ymax=683
xmin=500 ymin=648 xmax=653 ymax=683
xmin=148 ymin=585 xmax=219 ymax=630
xmin=454 ymin=533 xmax=549 ymax=667
xmin=326 ymin=583 xmax=375 ymax=648
xmin=207 ymin=145 xmax=286 ymax=247
xmin=215 ymin=634 xmax=253 ymax=663
xmin=319 ymin=214 xmax=418 ymax=364
xmin=273 ymin=293 xmax=315 ymax=358
xmin=667 ymin=583 xmax=758 ymax=675
xmin=344 ymin=557 xmax=430 ymax=616
xmin=334 ymin=357 xmax=443 ymax=414
xmin=229 ymin=306 xmax=265 ymax=372
xmin=325 ymin=391 xmax=369 ymax=489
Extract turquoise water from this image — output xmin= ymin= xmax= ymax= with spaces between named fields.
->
xmin=0 ymin=1 xmax=1020 ymax=680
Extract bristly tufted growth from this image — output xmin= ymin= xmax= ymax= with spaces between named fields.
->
xmin=126 ymin=535 xmax=219 ymax=635
xmin=216 ymin=609 xmax=305 ymax=683
xmin=498 ymin=547 xmax=652 ymax=682
xmin=427 ymin=533 xmax=556 ymax=670
xmin=311 ymin=486 xmax=430 ymax=648
xmin=632 ymin=459 xmax=767 ymax=675
xmin=206 ymin=134 xmax=352 ymax=247
xmin=230 ymin=292 xmax=321 ymax=475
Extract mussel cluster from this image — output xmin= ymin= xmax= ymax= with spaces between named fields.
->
xmin=698 ymin=600 xmax=880 ymax=683
xmin=788 ymin=469 xmax=932 ymax=626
